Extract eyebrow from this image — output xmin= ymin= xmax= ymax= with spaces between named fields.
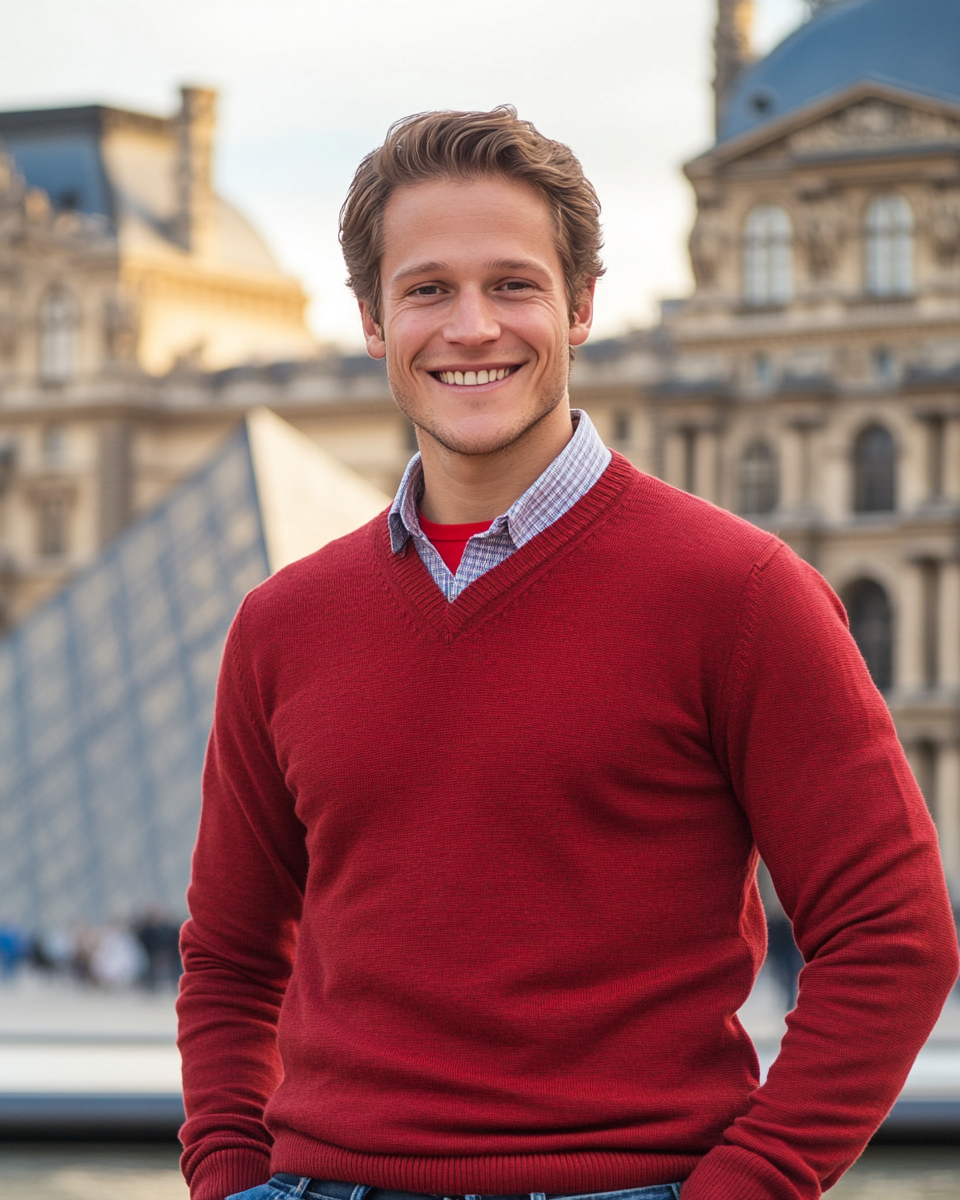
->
xmin=390 ymin=258 xmax=549 ymax=285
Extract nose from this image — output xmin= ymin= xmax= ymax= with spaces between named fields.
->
xmin=442 ymin=285 xmax=500 ymax=346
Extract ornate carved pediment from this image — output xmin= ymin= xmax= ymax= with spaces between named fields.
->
xmin=788 ymin=99 xmax=960 ymax=156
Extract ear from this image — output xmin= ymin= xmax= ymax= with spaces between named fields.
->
xmin=359 ymin=300 xmax=386 ymax=359
xmin=568 ymin=278 xmax=596 ymax=348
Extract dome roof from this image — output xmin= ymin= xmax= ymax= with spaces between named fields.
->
xmin=720 ymin=0 xmax=960 ymax=142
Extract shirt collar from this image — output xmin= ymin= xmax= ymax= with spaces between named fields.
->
xmin=388 ymin=409 xmax=609 ymax=554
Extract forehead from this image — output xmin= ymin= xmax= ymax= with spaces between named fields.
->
xmin=379 ymin=176 xmax=560 ymax=275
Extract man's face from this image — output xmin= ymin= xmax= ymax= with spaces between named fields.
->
xmin=360 ymin=175 xmax=594 ymax=457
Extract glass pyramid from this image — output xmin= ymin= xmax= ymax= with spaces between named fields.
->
xmin=0 ymin=409 xmax=389 ymax=928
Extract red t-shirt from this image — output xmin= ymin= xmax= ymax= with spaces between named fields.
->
xmin=417 ymin=511 xmax=493 ymax=574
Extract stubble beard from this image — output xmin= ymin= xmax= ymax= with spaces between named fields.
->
xmin=387 ymin=348 xmax=571 ymax=459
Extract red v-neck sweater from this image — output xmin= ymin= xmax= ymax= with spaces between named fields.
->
xmin=178 ymin=455 xmax=958 ymax=1200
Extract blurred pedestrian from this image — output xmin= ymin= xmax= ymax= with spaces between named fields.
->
xmin=135 ymin=907 xmax=183 ymax=989
xmin=0 ymin=923 xmax=27 ymax=979
xmin=89 ymin=923 xmax=147 ymax=989
xmin=31 ymin=927 xmax=78 ymax=978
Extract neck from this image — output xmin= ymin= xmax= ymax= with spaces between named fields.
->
xmin=417 ymin=401 xmax=575 ymax=524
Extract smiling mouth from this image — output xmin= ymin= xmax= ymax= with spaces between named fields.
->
xmin=431 ymin=366 xmax=520 ymax=387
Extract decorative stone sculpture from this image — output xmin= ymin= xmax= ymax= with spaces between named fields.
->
xmin=689 ymin=212 xmax=729 ymax=288
xmin=928 ymin=194 xmax=960 ymax=266
xmin=103 ymin=291 xmax=141 ymax=362
xmin=798 ymin=197 xmax=846 ymax=279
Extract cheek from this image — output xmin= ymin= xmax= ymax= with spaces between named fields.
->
xmin=383 ymin=313 xmax=431 ymax=364
xmin=521 ymin=315 xmax=570 ymax=365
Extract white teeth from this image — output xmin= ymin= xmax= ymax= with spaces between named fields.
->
xmin=437 ymin=367 xmax=513 ymax=385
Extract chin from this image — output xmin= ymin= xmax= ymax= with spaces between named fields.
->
xmin=425 ymin=415 xmax=543 ymax=457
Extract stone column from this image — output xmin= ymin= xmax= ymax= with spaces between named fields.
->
xmin=897 ymin=561 xmax=924 ymax=695
xmin=661 ymin=429 xmax=686 ymax=491
xmin=780 ymin=423 xmax=811 ymax=511
xmin=695 ymin=427 xmax=719 ymax=504
xmin=936 ymin=743 xmax=960 ymax=882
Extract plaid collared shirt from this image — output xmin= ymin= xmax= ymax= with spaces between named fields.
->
xmin=387 ymin=409 xmax=612 ymax=602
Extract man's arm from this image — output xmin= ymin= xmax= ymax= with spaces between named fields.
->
xmin=683 ymin=545 xmax=959 ymax=1200
xmin=177 ymin=600 xmax=308 ymax=1200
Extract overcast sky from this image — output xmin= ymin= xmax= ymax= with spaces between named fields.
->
xmin=0 ymin=0 xmax=808 ymax=348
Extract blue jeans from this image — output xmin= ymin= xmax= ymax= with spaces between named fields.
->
xmin=227 ymin=1178 xmax=683 ymax=1200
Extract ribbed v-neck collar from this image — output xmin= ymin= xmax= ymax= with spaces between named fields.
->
xmin=372 ymin=453 xmax=637 ymax=642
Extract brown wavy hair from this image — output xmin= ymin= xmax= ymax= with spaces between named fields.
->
xmin=340 ymin=106 xmax=605 ymax=326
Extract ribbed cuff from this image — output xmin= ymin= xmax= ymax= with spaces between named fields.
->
xmin=188 ymin=1146 xmax=274 ymax=1200
xmin=680 ymin=1145 xmax=803 ymax=1200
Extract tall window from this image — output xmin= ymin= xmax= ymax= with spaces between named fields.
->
xmin=39 ymin=289 xmax=78 ymax=384
xmin=739 ymin=440 xmax=779 ymax=515
xmin=844 ymin=579 xmax=893 ymax=692
xmin=37 ymin=494 xmax=70 ymax=557
xmin=42 ymin=425 xmax=66 ymax=465
xmin=743 ymin=206 xmax=793 ymax=306
xmin=853 ymin=424 xmax=896 ymax=513
xmin=865 ymin=195 xmax=914 ymax=297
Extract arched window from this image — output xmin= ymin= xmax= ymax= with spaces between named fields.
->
xmin=743 ymin=206 xmax=793 ymax=306
xmin=853 ymin=424 xmax=896 ymax=513
xmin=865 ymin=195 xmax=914 ymax=297
xmin=39 ymin=289 xmax=78 ymax=384
xmin=739 ymin=440 xmax=779 ymax=515
xmin=844 ymin=579 xmax=893 ymax=692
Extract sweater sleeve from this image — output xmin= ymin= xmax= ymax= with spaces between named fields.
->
xmin=682 ymin=544 xmax=960 ymax=1200
xmin=177 ymin=601 xmax=309 ymax=1200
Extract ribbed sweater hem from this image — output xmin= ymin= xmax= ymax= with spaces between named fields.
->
xmin=189 ymin=1145 xmax=273 ymax=1200
xmin=272 ymin=1136 xmax=700 ymax=1193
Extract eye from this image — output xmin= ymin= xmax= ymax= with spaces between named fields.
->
xmin=410 ymin=284 xmax=444 ymax=297
xmin=500 ymin=280 xmax=534 ymax=292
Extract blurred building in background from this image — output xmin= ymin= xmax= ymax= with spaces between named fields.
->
xmin=0 ymin=86 xmax=315 ymax=627
xmin=651 ymin=0 xmax=960 ymax=884
xmin=0 ymin=0 xmax=959 ymax=927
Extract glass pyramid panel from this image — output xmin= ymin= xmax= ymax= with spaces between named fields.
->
xmin=0 ymin=425 xmax=269 ymax=928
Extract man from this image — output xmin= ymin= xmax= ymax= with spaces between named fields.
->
xmin=177 ymin=108 xmax=958 ymax=1200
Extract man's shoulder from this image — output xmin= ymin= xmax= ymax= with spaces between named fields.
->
xmin=238 ymin=509 xmax=387 ymax=633
xmin=609 ymin=462 xmax=843 ymax=659
xmin=613 ymin=459 xmax=784 ymax=582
